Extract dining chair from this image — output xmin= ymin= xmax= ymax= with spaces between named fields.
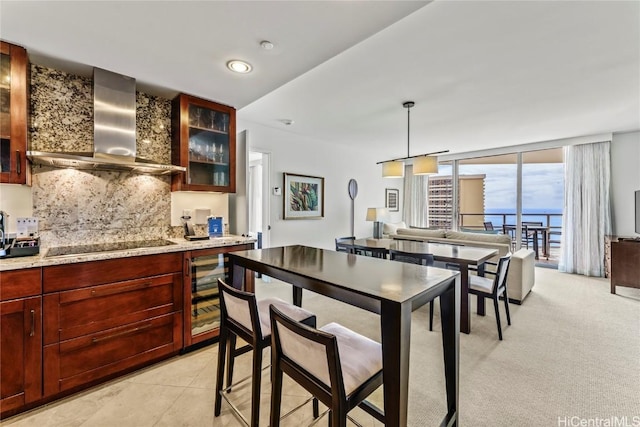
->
xmin=389 ymin=249 xmax=437 ymax=331
xmin=215 ymin=279 xmax=317 ymax=427
xmin=269 ymin=305 xmax=385 ymax=427
xmin=502 ymin=224 xmax=518 ymax=251
xmin=467 ymin=255 xmax=512 ymax=340
xmin=522 ymin=221 xmax=543 ymax=255
xmin=335 ymin=236 xmax=355 ymax=253
xmin=352 ymin=245 xmax=387 ymax=259
xmin=483 ymin=221 xmax=494 ymax=231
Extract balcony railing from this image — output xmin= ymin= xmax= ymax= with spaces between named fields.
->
xmin=457 ymin=212 xmax=563 ymax=264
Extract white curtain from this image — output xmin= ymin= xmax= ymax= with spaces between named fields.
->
xmin=559 ymin=141 xmax=612 ymax=276
xmin=402 ymin=165 xmax=429 ymax=227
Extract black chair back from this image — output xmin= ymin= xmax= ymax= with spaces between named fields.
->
xmin=335 ymin=236 xmax=355 ymax=252
xmin=353 ymin=245 xmax=387 ymax=259
xmin=493 ymin=255 xmax=512 ymax=296
xmin=483 ymin=221 xmax=494 ymax=231
xmin=389 ymin=249 xmax=434 ymax=266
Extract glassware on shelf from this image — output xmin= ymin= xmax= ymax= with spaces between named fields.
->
xmin=216 ymin=144 xmax=224 ymax=163
xmin=210 ymin=110 xmax=217 ymax=131
xmin=196 ymin=141 xmax=205 ymax=160
xmin=193 ymin=108 xmax=202 ymax=127
xmin=190 ymin=107 xmax=202 ymax=128
xmin=221 ymin=114 xmax=229 ymax=132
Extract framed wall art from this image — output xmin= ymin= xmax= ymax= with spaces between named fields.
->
xmin=283 ymin=173 xmax=325 ymax=219
xmin=385 ymin=188 xmax=399 ymax=212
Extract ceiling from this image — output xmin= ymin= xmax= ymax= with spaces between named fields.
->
xmin=1 ymin=1 xmax=638 ymax=158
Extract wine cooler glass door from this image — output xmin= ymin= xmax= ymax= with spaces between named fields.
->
xmin=190 ymin=253 xmax=225 ymax=337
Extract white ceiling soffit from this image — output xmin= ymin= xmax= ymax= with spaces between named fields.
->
xmin=0 ymin=0 xmax=428 ymax=107
xmin=239 ymin=0 xmax=640 ymax=156
xmin=0 ymin=1 xmax=638 ymax=157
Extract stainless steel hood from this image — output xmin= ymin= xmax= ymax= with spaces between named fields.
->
xmin=27 ymin=68 xmax=185 ymax=175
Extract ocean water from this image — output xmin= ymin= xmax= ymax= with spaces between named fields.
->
xmin=484 ymin=208 xmax=563 ymax=228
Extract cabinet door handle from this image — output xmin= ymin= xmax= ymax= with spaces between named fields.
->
xmin=30 ymin=309 xmax=35 ymax=337
xmin=90 ymin=281 xmax=152 ymax=297
xmin=92 ymin=324 xmax=152 ymax=344
xmin=16 ymin=151 xmax=21 ymax=175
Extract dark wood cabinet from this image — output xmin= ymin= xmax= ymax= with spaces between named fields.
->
xmin=171 ymin=94 xmax=236 ymax=193
xmin=0 ymin=268 xmax=42 ymax=418
xmin=610 ymin=239 xmax=640 ymax=294
xmin=183 ymin=244 xmax=253 ymax=347
xmin=0 ymin=41 xmax=29 ymax=184
xmin=42 ymin=253 xmax=183 ymax=396
xmin=1 ymin=244 xmax=255 ymax=419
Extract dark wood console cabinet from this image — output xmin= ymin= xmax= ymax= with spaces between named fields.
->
xmin=610 ymin=239 xmax=640 ymax=294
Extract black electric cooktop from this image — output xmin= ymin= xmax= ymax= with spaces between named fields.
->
xmin=46 ymin=239 xmax=175 ymax=257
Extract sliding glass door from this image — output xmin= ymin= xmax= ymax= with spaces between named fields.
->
xmin=521 ymin=148 xmax=564 ymax=263
xmin=431 ymin=148 xmax=564 ymax=265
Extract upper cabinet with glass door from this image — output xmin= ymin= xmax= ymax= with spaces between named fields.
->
xmin=171 ymin=94 xmax=236 ymax=192
xmin=0 ymin=41 xmax=28 ymax=185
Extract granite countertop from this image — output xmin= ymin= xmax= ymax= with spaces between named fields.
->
xmin=0 ymin=235 xmax=256 ymax=272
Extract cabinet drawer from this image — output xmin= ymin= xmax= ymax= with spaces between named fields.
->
xmin=44 ymin=272 xmax=182 ymax=344
xmin=44 ymin=312 xmax=181 ymax=395
xmin=43 ymin=253 xmax=182 ymax=292
xmin=0 ymin=268 xmax=42 ymax=301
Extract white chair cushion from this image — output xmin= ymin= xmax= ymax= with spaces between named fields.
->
xmin=258 ymin=298 xmax=314 ymax=338
xmin=223 ymin=292 xmax=253 ymax=331
xmin=469 ymin=274 xmax=494 ymax=294
xmin=276 ymin=322 xmax=330 ymax=389
xmin=320 ymin=323 xmax=383 ymax=395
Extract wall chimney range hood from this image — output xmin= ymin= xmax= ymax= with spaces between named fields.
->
xmin=27 ymin=68 xmax=185 ymax=175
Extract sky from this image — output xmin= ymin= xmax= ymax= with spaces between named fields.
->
xmin=440 ymin=163 xmax=565 ymax=212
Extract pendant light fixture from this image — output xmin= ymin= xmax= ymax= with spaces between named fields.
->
xmin=377 ymin=101 xmax=448 ymax=177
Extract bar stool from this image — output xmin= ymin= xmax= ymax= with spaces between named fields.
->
xmin=214 ymin=279 xmax=317 ymax=427
xmin=269 ymin=304 xmax=385 ymax=427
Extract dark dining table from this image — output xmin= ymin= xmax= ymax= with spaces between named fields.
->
xmin=341 ymin=238 xmax=498 ymax=335
xmin=227 ymin=245 xmax=460 ymax=427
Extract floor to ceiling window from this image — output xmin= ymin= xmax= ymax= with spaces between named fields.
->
xmin=521 ymin=148 xmax=564 ymax=265
xmin=458 ymin=154 xmax=518 ymax=232
xmin=429 ymin=148 xmax=564 ymax=266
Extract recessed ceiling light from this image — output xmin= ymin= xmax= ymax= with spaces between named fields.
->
xmin=227 ymin=60 xmax=252 ymax=74
xmin=260 ymin=40 xmax=274 ymax=50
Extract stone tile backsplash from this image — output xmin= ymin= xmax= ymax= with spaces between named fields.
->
xmin=29 ymin=64 xmax=178 ymax=247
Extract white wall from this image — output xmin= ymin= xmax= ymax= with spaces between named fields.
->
xmin=0 ymin=184 xmax=33 ymax=234
xmin=611 ymin=131 xmax=640 ymax=236
xmin=237 ymin=119 xmax=402 ymax=250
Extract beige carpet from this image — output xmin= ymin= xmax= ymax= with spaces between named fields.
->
xmin=4 ymin=268 xmax=639 ymax=426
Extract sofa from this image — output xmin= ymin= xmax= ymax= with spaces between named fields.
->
xmin=385 ymin=225 xmax=535 ymax=303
